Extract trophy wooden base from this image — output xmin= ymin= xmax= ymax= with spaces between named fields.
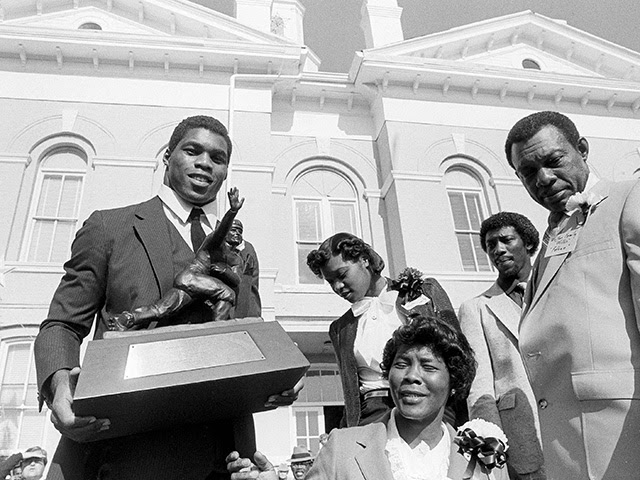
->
xmin=73 ymin=318 xmax=309 ymax=439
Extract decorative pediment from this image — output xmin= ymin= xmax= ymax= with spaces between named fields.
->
xmin=366 ymin=10 xmax=640 ymax=82
xmin=0 ymin=0 xmax=292 ymax=45
xmin=0 ymin=0 xmax=305 ymax=77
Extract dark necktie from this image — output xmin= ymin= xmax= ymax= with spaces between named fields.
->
xmin=511 ymin=282 xmax=526 ymax=308
xmin=188 ymin=207 xmax=206 ymax=252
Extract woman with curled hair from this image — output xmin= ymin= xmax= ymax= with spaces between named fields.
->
xmin=227 ymin=316 xmax=508 ymax=480
xmin=306 ymin=233 xmax=462 ymax=428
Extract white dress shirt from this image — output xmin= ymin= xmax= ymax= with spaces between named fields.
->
xmin=157 ymin=184 xmax=219 ymax=251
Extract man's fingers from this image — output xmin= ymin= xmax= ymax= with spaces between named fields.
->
xmin=67 ymin=366 xmax=82 ymax=395
xmin=253 ymin=451 xmax=274 ymax=471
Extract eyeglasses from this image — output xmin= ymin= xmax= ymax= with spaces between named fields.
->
xmin=21 ymin=458 xmax=44 ymax=466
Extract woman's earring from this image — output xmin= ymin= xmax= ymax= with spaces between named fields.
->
xmin=451 ymin=389 xmax=456 ymax=395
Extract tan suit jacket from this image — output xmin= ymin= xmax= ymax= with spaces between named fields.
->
xmin=459 ymin=282 xmax=544 ymax=476
xmin=520 ymin=179 xmax=640 ymax=479
xmin=306 ymin=413 xmax=509 ymax=480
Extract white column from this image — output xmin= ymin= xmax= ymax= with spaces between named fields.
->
xmin=234 ymin=0 xmax=274 ymax=34
xmin=360 ymin=0 xmax=404 ymax=49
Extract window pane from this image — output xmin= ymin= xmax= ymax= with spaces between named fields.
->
xmin=59 ymin=176 xmax=83 ymax=217
xmin=0 ymin=385 xmax=24 ymax=405
xmin=0 ymin=409 xmax=20 ymax=451
xmin=307 ymin=411 xmax=319 ymax=436
xmin=50 ymin=221 xmax=76 ymax=263
xmin=465 ymin=192 xmax=482 ymax=230
xmin=296 ymin=202 xmax=322 ymax=242
xmin=444 ymin=169 xmax=481 ymax=188
xmin=298 ymin=245 xmax=323 ymax=285
xmin=472 ymin=234 xmax=492 ymax=272
xmin=295 ymin=411 xmax=307 ymax=436
xmin=17 ymin=411 xmax=47 ymax=450
xmin=28 ymin=220 xmax=55 ymax=262
xmin=37 ymin=175 xmax=62 ymax=217
xmin=2 ymin=344 xmax=30 ymax=382
xmin=292 ymin=170 xmax=355 ymax=198
xmin=448 ymin=192 xmax=470 ymax=230
xmin=309 ymin=437 xmax=320 ymax=456
xmin=331 ymin=203 xmax=356 ymax=233
xmin=43 ymin=150 xmax=87 ymax=170
xmin=456 ymin=233 xmax=476 ymax=272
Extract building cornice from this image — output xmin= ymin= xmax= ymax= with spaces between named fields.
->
xmin=353 ymin=54 xmax=640 ymax=115
xmin=0 ymin=25 xmax=305 ymax=77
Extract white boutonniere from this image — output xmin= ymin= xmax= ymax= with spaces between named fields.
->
xmin=454 ymin=418 xmax=508 ymax=479
xmin=565 ymin=191 xmax=605 ymax=224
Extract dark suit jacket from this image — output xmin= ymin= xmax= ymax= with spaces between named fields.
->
xmin=306 ymin=412 xmax=508 ymax=480
xmin=329 ymin=277 xmax=462 ymax=427
xmin=35 ymin=197 xmax=255 ymax=480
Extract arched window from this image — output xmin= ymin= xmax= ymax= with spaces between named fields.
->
xmin=23 ymin=147 xmax=87 ymax=262
xmin=444 ymin=167 xmax=492 ymax=272
xmin=0 ymin=339 xmax=48 ymax=453
xmin=292 ymin=169 xmax=360 ymax=284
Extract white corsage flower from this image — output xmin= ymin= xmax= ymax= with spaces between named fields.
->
xmin=454 ymin=419 xmax=508 ymax=478
xmin=565 ymin=191 xmax=604 ymax=214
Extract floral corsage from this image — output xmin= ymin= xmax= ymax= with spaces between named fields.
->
xmin=454 ymin=418 xmax=508 ymax=479
xmin=389 ymin=267 xmax=425 ymax=302
xmin=565 ymin=191 xmax=605 ymax=225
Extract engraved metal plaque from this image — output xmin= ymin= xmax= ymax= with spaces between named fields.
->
xmin=123 ymin=330 xmax=265 ymax=379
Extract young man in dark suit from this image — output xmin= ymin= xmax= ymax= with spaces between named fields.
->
xmin=35 ymin=116 xmax=298 ymax=480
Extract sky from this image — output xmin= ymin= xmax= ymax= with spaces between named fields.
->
xmin=198 ymin=1 xmax=640 ymax=73
xmin=300 ymin=0 xmax=640 ymax=72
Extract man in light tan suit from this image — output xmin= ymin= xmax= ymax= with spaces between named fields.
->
xmin=506 ymin=111 xmax=640 ymax=479
xmin=459 ymin=211 xmax=545 ymax=480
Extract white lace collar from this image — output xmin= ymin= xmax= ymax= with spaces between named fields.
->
xmin=385 ymin=409 xmax=451 ymax=480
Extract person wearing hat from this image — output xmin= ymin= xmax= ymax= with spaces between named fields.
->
xmin=288 ymin=446 xmax=314 ymax=480
xmin=20 ymin=446 xmax=47 ymax=480
xmin=277 ymin=462 xmax=289 ymax=480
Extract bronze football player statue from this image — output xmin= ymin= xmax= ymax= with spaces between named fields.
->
xmin=107 ymin=187 xmax=244 ymax=331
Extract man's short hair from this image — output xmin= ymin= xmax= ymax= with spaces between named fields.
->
xmin=480 ymin=211 xmax=539 ymax=255
xmin=167 ymin=115 xmax=232 ymax=160
xmin=505 ymin=111 xmax=581 ymax=168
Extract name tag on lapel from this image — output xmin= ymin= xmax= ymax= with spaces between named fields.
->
xmin=545 ymin=227 xmax=580 ymax=257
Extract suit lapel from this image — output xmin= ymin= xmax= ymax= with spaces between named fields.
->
xmin=446 ymin=424 xmax=470 ymax=479
xmin=527 ymin=212 xmax=578 ymax=313
xmin=526 ymin=180 xmax=611 ymax=315
xmin=354 ymin=416 xmax=394 ymax=480
xmin=133 ymin=197 xmax=175 ymax=297
xmin=483 ymin=283 xmax=520 ymax=340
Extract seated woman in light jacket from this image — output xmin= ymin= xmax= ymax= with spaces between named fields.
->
xmin=227 ymin=315 xmax=510 ymax=480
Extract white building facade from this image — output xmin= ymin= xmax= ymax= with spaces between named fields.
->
xmin=1 ymin=0 xmax=639 ymax=468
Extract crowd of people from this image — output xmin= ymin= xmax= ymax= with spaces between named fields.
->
xmin=0 ymin=447 xmax=47 ymax=480
xmin=32 ymin=110 xmax=640 ymax=480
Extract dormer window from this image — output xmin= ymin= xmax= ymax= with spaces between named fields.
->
xmin=78 ymin=22 xmax=102 ymax=30
xmin=522 ymin=58 xmax=541 ymax=70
